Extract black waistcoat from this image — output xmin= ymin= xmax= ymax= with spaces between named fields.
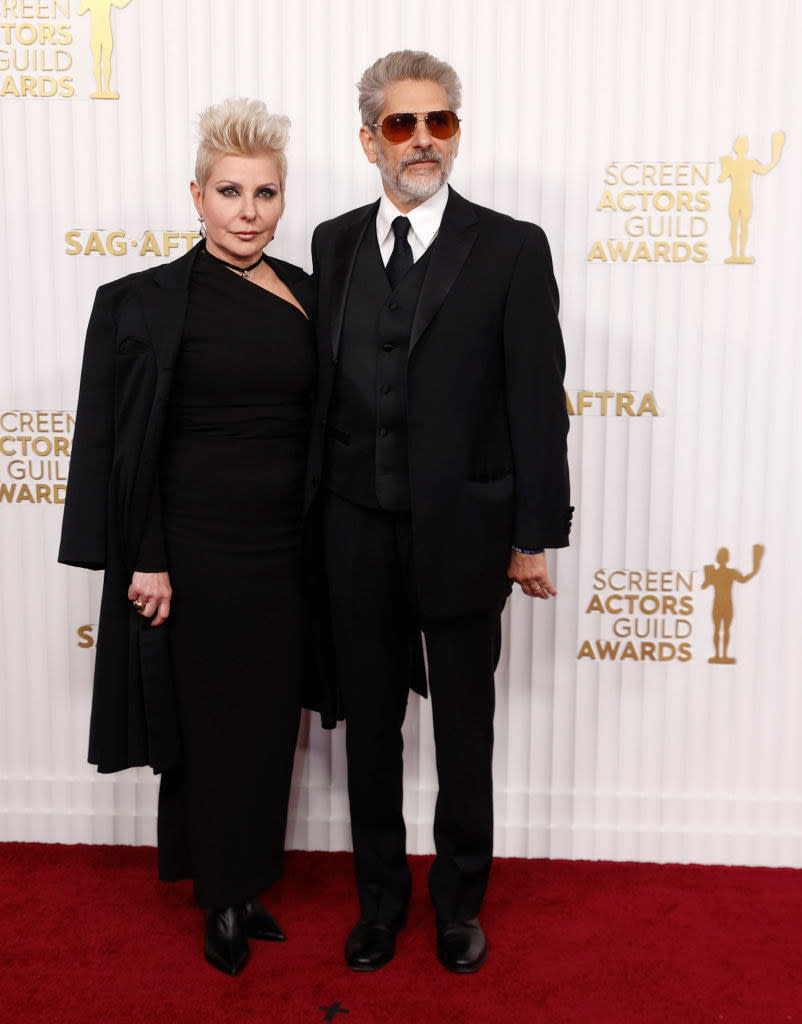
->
xmin=325 ymin=223 xmax=432 ymax=510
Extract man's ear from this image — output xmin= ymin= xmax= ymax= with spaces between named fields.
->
xmin=359 ymin=125 xmax=379 ymax=165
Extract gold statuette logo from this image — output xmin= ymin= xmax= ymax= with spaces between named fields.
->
xmin=78 ymin=0 xmax=132 ymax=99
xmin=0 ymin=0 xmax=133 ymax=100
xmin=702 ymin=544 xmax=764 ymax=663
xmin=718 ymin=133 xmax=785 ymax=264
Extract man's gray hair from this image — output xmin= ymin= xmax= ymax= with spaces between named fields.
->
xmin=357 ymin=50 xmax=463 ymax=127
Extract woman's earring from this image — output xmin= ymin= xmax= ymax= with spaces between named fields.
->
xmin=198 ymin=214 xmax=206 ymax=239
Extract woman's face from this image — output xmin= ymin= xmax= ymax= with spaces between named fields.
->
xmin=191 ymin=152 xmax=282 ymax=267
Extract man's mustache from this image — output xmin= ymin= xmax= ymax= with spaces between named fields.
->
xmin=401 ymin=149 xmax=443 ymax=168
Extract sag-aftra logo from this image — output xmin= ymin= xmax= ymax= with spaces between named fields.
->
xmin=588 ymin=132 xmax=785 ymax=265
xmin=577 ymin=544 xmax=764 ymax=666
xmin=0 ymin=410 xmax=73 ymax=504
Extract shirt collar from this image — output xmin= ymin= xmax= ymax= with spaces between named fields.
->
xmin=376 ymin=184 xmax=449 ymax=251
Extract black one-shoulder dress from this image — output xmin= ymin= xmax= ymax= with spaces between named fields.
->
xmin=143 ymin=253 xmax=315 ymax=908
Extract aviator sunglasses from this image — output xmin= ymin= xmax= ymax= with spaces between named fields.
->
xmin=369 ymin=109 xmax=461 ymax=144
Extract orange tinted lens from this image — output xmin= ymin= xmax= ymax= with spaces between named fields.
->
xmin=381 ymin=113 xmax=417 ymax=142
xmin=425 ymin=110 xmax=459 ymax=139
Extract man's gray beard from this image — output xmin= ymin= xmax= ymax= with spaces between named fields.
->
xmin=377 ymin=146 xmax=455 ymax=203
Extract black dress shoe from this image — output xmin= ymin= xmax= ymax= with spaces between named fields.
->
xmin=436 ymin=918 xmax=488 ymax=973
xmin=204 ymin=906 xmax=249 ymax=976
xmin=345 ymin=919 xmax=400 ymax=971
xmin=242 ymin=898 xmax=285 ymax=941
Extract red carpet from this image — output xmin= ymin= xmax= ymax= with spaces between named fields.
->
xmin=1 ymin=843 xmax=801 ymax=1023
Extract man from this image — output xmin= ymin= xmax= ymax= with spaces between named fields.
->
xmin=306 ymin=50 xmax=572 ymax=973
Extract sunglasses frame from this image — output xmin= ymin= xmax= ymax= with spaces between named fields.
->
xmin=369 ymin=110 xmax=461 ymax=144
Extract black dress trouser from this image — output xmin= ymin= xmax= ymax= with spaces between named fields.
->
xmin=323 ymin=492 xmax=502 ymax=925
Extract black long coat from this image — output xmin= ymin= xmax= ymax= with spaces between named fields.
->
xmin=59 ymin=244 xmax=322 ymax=774
xmin=306 ymin=188 xmax=572 ymax=627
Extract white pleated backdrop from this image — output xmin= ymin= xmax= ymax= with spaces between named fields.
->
xmin=1 ymin=0 xmax=800 ymax=867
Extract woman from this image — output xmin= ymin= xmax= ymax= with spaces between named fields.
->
xmin=59 ymin=98 xmax=317 ymax=975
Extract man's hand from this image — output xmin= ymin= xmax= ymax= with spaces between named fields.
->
xmin=128 ymin=571 xmax=172 ymax=626
xmin=507 ymin=550 xmax=556 ymax=600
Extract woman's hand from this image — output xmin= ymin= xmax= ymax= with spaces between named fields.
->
xmin=128 ymin=571 xmax=172 ymax=626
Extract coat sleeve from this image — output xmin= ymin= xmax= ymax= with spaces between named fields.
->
xmin=310 ymin=224 xmax=322 ymax=284
xmin=58 ymin=285 xmax=118 ymax=570
xmin=134 ymin=478 xmax=167 ymax=571
xmin=503 ymin=224 xmax=572 ymax=549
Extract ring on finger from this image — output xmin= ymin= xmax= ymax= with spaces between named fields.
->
xmin=133 ymin=597 xmax=144 ymax=610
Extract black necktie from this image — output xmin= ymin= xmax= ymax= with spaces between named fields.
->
xmin=386 ymin=216 xmax=413 ymax=289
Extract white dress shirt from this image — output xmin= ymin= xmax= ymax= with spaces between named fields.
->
xmin=375 ymin=184 xmax=449 ymax=265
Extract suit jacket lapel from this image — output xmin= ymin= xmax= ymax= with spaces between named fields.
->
xmin=329 ymin=202 xmax=378 ymax=359
xmin=141 ymin=243 xmax=202 ymax=369
xmin=410 ymin=187 xmax=478 ymax=354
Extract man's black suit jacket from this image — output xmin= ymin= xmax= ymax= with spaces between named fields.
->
xmin=306 ymin=187 xmax=572 ymax=623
